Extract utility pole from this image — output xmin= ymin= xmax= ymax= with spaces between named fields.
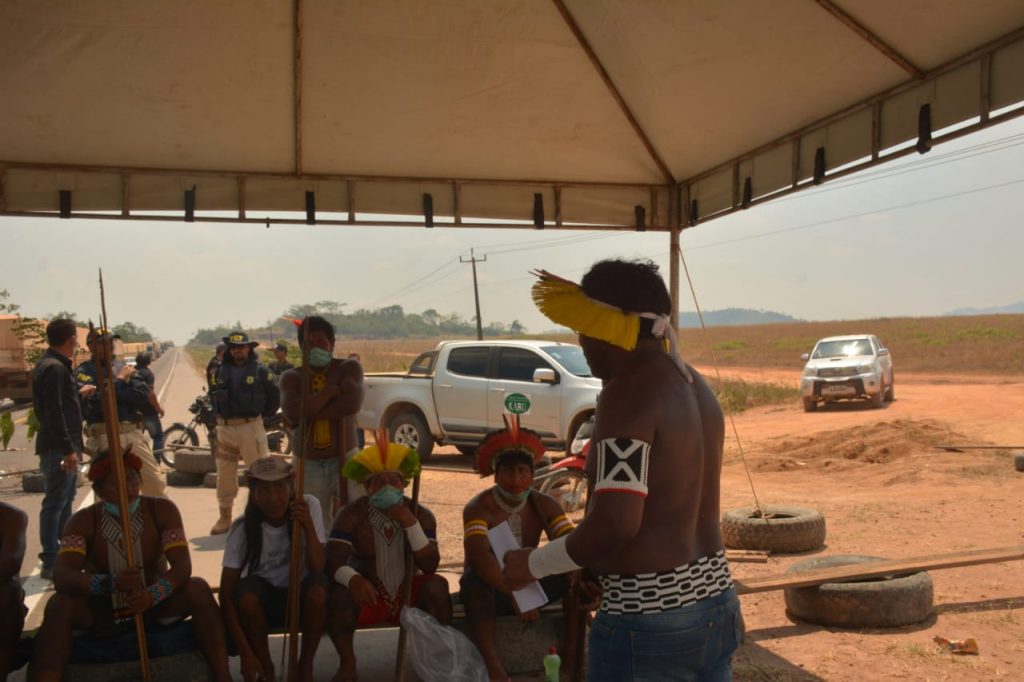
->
xmin=461 ymin=248 xmax=486 ymax=340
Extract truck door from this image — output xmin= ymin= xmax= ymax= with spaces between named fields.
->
xmin=434 ymin=345 xmax=492 ymax=438
xmin=488 ymin=347 xmax=561 ymax=441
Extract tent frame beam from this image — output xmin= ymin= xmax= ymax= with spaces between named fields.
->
xmin=813 ymin=0 xmax=923 ymax=79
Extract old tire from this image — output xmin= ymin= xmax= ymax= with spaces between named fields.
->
xmin=167 ymin=470 xmax=204 ymax=487
xmin=784 ymin=555 xmax=933 ymax=628
xmin=802 ymin=398 xmax=817 ymax=413
xmin=1014 ymin=452 xmax=1024 ymax=472
xmin=203 ymin=472 xmax=218 ymax=488
xmin=174 ymin=449 xmax=216 ymax=475
xmin=722 ymin=505 xmax=826 ymax=553
xmin=388 ymin=413 xmax=435 ymax=462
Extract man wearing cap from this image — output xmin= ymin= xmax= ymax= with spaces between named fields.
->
xmin=461 ymin=422 xmax=582 ymax=682
xmin=280 ymin=316 xmax=364 ymax=529
xmin=208 ymin=332 xmax=280 ymax=535
xmin=206 ymin=342 xmax=226 ymax=391
xmin=76 ymin=329 xmax=166 ymax=498
xmin=134 ymin=353 xmax=166 ymax=460
xmin=326 ymin=434 xmax=450 ymax=682
xmin=503 ymin=260 xmax=742 ymax=681
xmin=219 ymin=456 xmax=327 ymax=682
xmin=32 ymin=448 xmax=231 ymax=682
xmin=266 ymin=342 xmax=295 ymax=382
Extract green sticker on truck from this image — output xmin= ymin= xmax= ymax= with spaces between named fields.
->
xmin=504 ymin=392 xmax=531 ymax=415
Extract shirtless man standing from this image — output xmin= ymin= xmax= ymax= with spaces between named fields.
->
xmin=0 ymin=501 xmax=28 ymax=679
xmin=504 ymin=260 xmax=742 ymax=681
xmin=280 ymin=316 xmax=364 ymax=529
xmin=326 ymin=436 xmax=451 ymax=682
xmin=31 ymin=449 xmax=231 ymax=682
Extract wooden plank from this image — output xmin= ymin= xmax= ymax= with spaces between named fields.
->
xmin=736 ymin=545 xmax=1024 ymax=595
xmin=935 ymin=445 xmax=1024 ymax=451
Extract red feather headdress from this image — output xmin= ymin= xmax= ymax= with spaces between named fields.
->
xmin=475 ymin=414 xmax=546 ymax=476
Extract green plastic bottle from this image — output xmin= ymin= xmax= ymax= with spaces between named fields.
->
xmin=543 ymin=645 xmax=561 ymax=682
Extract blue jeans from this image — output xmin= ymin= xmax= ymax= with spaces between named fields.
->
xmin=38 ymin=450 xmax=79 ymax=569
xmin=587 ymin=587 xmax=743 ymax=682
xmin=301 ymin=457 xmax=340 ymax=530
xmin=143 ymin=415 xmax=165 ymax=453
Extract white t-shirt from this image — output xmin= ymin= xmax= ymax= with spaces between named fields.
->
xmin=222 ymin=494 xmax=326 ymax=588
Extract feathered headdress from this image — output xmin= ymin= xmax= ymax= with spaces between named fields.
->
xmin=475 ymin=414 xmax=547 ymax=476
xmin=342 ymin=428 xmax=421 ymax=485
xmin=88 ymin=447 xmax=144 ymax=482
xmin=531 ymin=269 xmax=693 ymax=382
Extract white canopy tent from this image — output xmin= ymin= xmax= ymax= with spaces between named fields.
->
xmin=2 ymin=1 xmax=1024 ymax=311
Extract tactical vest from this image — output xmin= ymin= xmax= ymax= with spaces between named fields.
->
xmin=213 ymin=359 xmax=268 ymax=418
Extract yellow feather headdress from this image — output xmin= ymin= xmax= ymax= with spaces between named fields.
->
xmin=342 ymin=428 xmax=421 ymax=485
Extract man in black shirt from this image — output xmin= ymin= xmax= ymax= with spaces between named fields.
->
xmin=266 ymin=341 xmax=295 ymax=381
xmin=206 ymin=342 xmax=225 ymax=391
xmin=135 ymin=353 xmax=166 ymax=457
xmin=76 ymin=329 xmax=166 ymax=498
xmin=208 ymin=332 xmax=280 ymax=534
xmin=31 ymin=318 xmax=84 ymax=580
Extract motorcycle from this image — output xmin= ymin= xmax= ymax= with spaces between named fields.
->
xmin=532 ymin=416 xmax=592 ymax=523
xmin=159 ymin=391 xmax=292 ymax=466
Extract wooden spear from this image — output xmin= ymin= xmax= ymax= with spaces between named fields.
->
xmin=282 ymin=335 xmax=311 ymax=681
xmin=95 ymin=270 xmax=151 ymax=681
xmin=392 ymin=470 xmax=421 ymax=682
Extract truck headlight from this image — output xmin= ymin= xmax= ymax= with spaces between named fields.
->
xmin=802 ymin=367 xmax=816 ymax=377
xmin=857 ymin=364 xmax=876 ymax=374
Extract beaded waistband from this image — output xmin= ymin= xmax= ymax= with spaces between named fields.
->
xmin=599 ymin=550 xmax=733 ymax=615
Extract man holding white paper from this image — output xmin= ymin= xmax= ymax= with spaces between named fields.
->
xmin=461 ymin=422 xmax=581 ymax=682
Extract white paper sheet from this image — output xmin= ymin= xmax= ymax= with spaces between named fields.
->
xmin=487 ymin=521 xmax=549 ymax=613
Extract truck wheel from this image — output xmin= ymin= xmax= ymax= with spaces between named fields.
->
xmin=388 ymin=413 xmax=435 ymax=462
xmin=1014 ymin=452 xmax=1024 ymax=472
xmin=869 ymin=382 xmax=884 ymax=408
xmin=884 ymin=374 xmax=895 ymax=402
xmin=455 ymin=446 xmax=476 ymax=458
xmin=802 ymin=398 xmax=817 ymax=412
xmin=722 ymin=505 xmax=826 ymax=553
xmin=784 ymin=555 xmax=933 ymax=628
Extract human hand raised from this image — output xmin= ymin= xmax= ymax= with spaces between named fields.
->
xmin=502 ymin=548 xmax=537 ymax=591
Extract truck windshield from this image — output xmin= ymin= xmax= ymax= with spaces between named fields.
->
xmin=812 ymin=339 xmax=873 ymax=359
xmin=540 ymin=345 xmax=593 ymax=377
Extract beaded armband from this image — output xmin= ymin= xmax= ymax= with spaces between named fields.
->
xmin=549 ymin=514 xmax=574 ymax=538
xmin=90 ymin=573 xmax=111 ymax=595
xmin=463 ymin=519 xmax=489 ymax=540
xmin=58 ymin=534 xmax=87 ymax=555
xmin=329 ymin=529 xmax=355 ymax=545
xmin=161 ymin=528 xmax=188 ymax=552
xmin=147 ymin=578 xmax=175 ymax=606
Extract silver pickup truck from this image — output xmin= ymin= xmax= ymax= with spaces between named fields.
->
xmin=356 ymin=339 xmax=601 ymax=460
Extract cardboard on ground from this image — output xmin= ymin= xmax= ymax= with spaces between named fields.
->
xmin=487 ymin=521 xmax=549 ymax=612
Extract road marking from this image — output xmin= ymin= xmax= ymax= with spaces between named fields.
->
xmin=156 ymin=348 xmax=179 ymax=405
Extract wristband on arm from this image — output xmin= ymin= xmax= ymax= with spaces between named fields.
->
xmin=334 ymin=566 xmax=358 ymax=587
xmin=146 ymin=578 xmax=175 ymax=606
xmin=405 ymin=521 xmax=429 ymax=552
xmin=527 ymin=536 xmax=582 ymax=579
xmin=89 ymin=573 xmax=111 ymax=595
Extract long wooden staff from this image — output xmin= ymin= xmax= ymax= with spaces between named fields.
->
xmin=95 ymin=270 xmax=151 ymax=681
xmin=391 ymin=470 xmax=421 ymax=682
xmin=282 ymin=338 xmax=312 ymax=681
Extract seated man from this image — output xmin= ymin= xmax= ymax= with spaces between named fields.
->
xmin=0 ymin=500 xmax=28 ymax=679
xmin=219 ymin=456 xmax=327 ymax=682
xmin=461 ymin=422 xmax=581 ymax=682
xmin=327 ymin=432 xmax=451 ymax=682
xmin=31 ymin=448 xmax=230 ymax=682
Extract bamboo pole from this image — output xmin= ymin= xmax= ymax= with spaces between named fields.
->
xmin=391 ymin=473 xmax=421 ymax=682
xmin=282 ymin=336 xmax=312 ymax=681
xmin=95 ymin=271 xmax=151 ymax=681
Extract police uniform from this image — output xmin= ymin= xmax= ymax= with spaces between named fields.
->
xmin=209 ymin=332 xmax=281 ymax=532
xmin=76 ymin=359 xmax=167 ymax=498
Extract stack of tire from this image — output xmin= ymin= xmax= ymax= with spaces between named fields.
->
xmin=21 ymin=469 xmax=87 ymax=493
xmin=167 ymin=449 xmax=216 ymax=488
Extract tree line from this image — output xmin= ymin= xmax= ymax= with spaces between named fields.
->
xmin=189 ymin=301 xmax=526 ymax=346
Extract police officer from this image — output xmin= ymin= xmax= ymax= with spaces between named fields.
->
xmin=76 ymin=329 xmax=166 ymax=497
xmin=134 ymin=353 xmax=166 ymax=457
xmin=208 ymin=331 xmax=280 ymax=534
xmin=206 ymin=342 xmax=226 ymax=391
xmin=266 ymin=341 xmax=295 ymax=381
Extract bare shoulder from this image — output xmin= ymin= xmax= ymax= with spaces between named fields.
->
xmin=151 ymin=497 xmax=185 ymax=528
xmin=0 ymin=501 xmax=28 ymax=530
xmin=336 ymin=498 xmax=368 ymax=531
xmin=64 ymin=504 xmax=97 ymax=537
xmin=413 ymin=501 xmax=437 ymax=529
xmin=339 ymin=359 xmax=363 ymax=380
xmin=462 ymin=490 xmax=489 ymax=520
xmin=280 ymin=367 xmax=301 ymax=391
xmin=531 ymin=491 xmax=565 ymax=518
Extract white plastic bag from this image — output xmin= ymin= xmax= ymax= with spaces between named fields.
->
xmin=400 ymin=606 xmax=488 ymax=682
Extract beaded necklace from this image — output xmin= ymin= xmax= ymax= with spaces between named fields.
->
xmin=491 ymin=487 xmax=529 ymax=545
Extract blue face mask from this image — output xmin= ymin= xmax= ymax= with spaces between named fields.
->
xmin=309 ymin=348 xmax=332 ymax=368
xmin=369 ymin=485 xmax=404 ymax=510
xmin=103 ymin=498 xmax=141 ymax=517
xmin=497 ymin=486 xmax=531 ymax=502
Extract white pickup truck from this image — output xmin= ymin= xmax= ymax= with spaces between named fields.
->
xmin=356 ymin=340 xmax=601 ymax=460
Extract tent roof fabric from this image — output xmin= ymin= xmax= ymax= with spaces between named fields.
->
xmin=2 ymin=0 xmax=1024 ymax=229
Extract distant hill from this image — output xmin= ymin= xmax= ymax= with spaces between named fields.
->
xmin=678 ymin=308 xmax=800 ymax=328
xmin=944 ymin=301 xmax=1024 ymax=316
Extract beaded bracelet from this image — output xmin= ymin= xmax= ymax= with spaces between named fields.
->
xmin=146 ymin=578 xmax=175 ymax=606
xmin=89 ymin=573 xmax=111 ymax=595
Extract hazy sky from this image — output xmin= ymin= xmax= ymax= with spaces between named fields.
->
xmin=3 ymin=117 xmax=1023 ymax=344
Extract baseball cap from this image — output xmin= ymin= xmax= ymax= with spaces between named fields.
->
xmin=274 ymin=341 xmax=288 ymax=352
xmin=246 ymin=456 xmax=293 ymax=482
